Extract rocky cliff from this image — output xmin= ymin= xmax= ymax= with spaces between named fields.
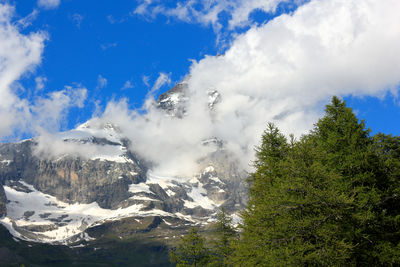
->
xmin=0 ymin=185 xmax=6 ymax=217
xmin=0 ymin=138 xmax=145 ymax=209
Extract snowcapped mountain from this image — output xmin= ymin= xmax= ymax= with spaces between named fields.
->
xmin=0 ymin=82 xmax=247 ymax=247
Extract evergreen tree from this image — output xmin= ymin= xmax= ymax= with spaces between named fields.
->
xmin=366 ymin=133 xmax=400 ymax=265
xmin=313 ymin=97 xmax=400 ymax=265
xmin=169 ymin=228 xmax=210 ymax=267
xmin=232 ymin=122 xmax=295 ymax=265
xmin=209 ymin=207 xmax=237 ymax=266
xmin=233 ymin=96 xmax=400 ymax=266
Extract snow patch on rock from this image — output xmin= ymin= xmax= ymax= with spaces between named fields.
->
xmin=0 ymin=181 xmax=180 ymax=244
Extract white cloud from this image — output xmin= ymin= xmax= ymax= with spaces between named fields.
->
xmin=37 ymin=0 xmax=61 ymax=10
xmin=133 ymin=0 xmax=289 ymax=31
xmin=33 ymin=128 xmax=115 ymax=160
xmin=0 ymin=4 xmax=87 ymax=140
xmin=121 ymin=80 xmax=134 ymax=90
xmin=142 ymin=75 xmax=150 ymax=87
xmin=0 ymin=4 xmax=46 ymax=138
xmin=31 ymin=86 xmax=87 ymax=133
xmin=150 ymin=72 xmax=171 ymax=94
xmin=16 ymin=9 xmax=39 ymax=28
xmin=100 ymin=99 xmax=215 ymax=176
xmin=96 ymin=75 xmax=108 ymax=89
xmin=179 ymin=0 xmax=400 ymax=167
xmin=35 ymin=76 xmax=47 ymax=91
xmin=99 ymin=0 xmax=400 ymax=177
xmin=132 ymin=0 xmax=293 ymax=45
xmin=134 ymin=0 xmax=153 ymax=16
xmin=140 ymin=73 xmax=172 ymax=110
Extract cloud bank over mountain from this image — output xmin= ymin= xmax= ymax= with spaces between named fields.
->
xmin=100 ymin=0 xmax=400 ymax=176
xmin=181 ymin=0 xmax=400 ymax=166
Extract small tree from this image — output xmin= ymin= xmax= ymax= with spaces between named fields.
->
xmin=209 ymin=208 xmax=236 ymax=266
xmin=232 ymin=122 xmax=292 ymax=265
xmin=170 ymin=228 xmax=210 ymax=267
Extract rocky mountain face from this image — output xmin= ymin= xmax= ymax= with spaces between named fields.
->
xmin=0 ymin=82 xmax=247 ymax=246
xmin=0 ymin=138 xmax=144 ymax=209
xmin=0 ymin=184 xmax=6 ymax=217
xmin=157 ymin=80 xmax=189 ymax=118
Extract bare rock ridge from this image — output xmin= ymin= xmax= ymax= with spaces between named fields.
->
xmin=0 ymin=184 xmax=6 ymax=217
xmin=157 ymin=79 xmax=189 ymax=117
xmin=0 ymin=81 xmax=247 ymax=244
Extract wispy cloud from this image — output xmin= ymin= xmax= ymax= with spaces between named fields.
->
xmin=35 ymin=76 xmax=47 ymax=91
xmin=100 ymin=42 xmax=118 ymax=50
xmin=31 ymin=85 xmax=87 ymax=132
xmin=106 ymin=15 xmax=117 ymax=24
xmin=134 ymin=0 xmax=153 ymax=16
xmin=121 ymin=80 xmax=134 ymax=90
xmin=37 ymin=0 xmax=61 ymax=10
xmin=132 ymin=0 xmax=291 ymax=43
xmin=106 ymin=14 xmax=129 ymax=24
xmin=142 ymin=75 xmax=150 ymax=87
xmin=150 ymin=72 xmax=171 ymax=94
xmin=96 ymin=75 xmax=108 ymax=89
xmin=16 ymin=9 xmax=39 ymax=28
xmin=71 ymin=13 xmax=84 ymax=28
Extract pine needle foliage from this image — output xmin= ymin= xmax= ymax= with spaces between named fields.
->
xmin=232 ymin=96 xmax=400 ymax=266
xmin=169 ymin=228 xmax=210 ymax=267
xmin=209 ymin=207 xmax=237 ymax=267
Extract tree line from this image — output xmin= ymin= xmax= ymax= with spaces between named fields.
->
xmin=170 ymin=97 xmax=400 ymax=266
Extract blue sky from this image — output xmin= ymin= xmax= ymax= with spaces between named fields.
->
xmin=14 ymin=0 xmax=220 ymax=130
xmin=1 ymin=0 xmax=400 ymax=148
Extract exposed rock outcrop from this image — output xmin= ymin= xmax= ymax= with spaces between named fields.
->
xmin=0 ymin=185 xmax=6 ymax=217
xmin=0 ymin=140 xmax=146 ymax=209
xmin=157 ymin=81 xmax=188 ymax=117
